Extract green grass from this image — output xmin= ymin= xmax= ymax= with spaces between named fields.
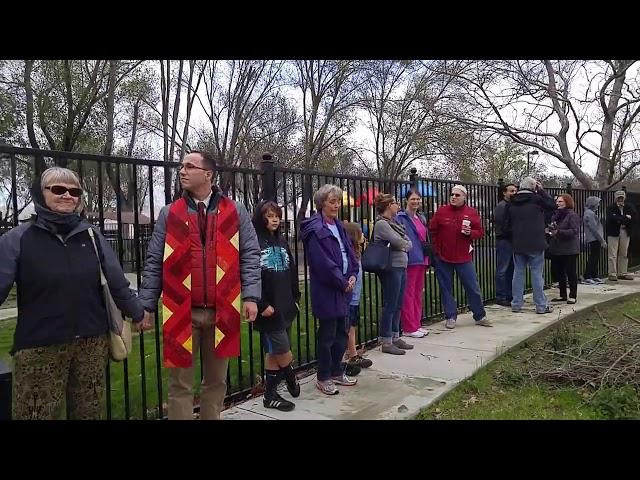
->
xmin=3 ymin=287 xmax=16 ymax=309
xmin=0 ymin=317 xmax=15 ymax=365
xmin=416 ymin=296 xmax=640 ymax=420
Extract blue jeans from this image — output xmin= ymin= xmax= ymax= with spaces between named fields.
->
xmin=434 ymin=258 xmax=486 ymax=321
xmin=511 ymin=251 xmax=548 ymax=312
xmin=378 ymin=267 xmax=407 ymax=342
xmin=316 ymin=315 xmax=349 ymax=381
xmin=495 ymin=239 xmax=514 ymax=301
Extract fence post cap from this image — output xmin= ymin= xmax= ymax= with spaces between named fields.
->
xmin=261 ymin=152 xmax=274 ymax=163
xmin=410 ymin=167 xmax=417 ymax=174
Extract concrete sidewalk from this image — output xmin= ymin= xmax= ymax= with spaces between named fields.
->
xmin=222 ymin=277 xmax=640 ymax=420
xmin=0 ymin=308 xmax=17 ymax=322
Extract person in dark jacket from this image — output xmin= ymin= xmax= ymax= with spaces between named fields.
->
xmin=503 ymin=177 xmax=556 ymax=314
xmin=548 ymin=194 xmax=581 ymax=304
xmin=582 ymin=196 xmax=607 ymax=284
xmin=396 ymin=189 xmax=431 ymax=338
xmin=137 ymin=150 xmax=261 ymax=420
xmin=251 ymin=200 xmax=301 ymax=412
xmin=606 ymin=190 xmax=635 ymax=281
xmin=0 ymin=167 xmax=144 ymax=420
xmin=300 ymin=184 xmax=359 ymax=396
xmin=493 ymin=183 xmax=517 ymax=306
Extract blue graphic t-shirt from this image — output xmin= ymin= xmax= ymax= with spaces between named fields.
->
xmin=260 ymin=245 xmax=290 ymax=272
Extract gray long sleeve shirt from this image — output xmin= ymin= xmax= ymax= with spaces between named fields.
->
xmin=373 ymin=218 xmax=412 ymax=268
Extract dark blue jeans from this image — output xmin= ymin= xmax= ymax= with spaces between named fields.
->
xmin=378 ymin=267 xmax=407 ymax=342
xmin=495 ymin=238 xmax=514 ymax=301
xmin=434 ymin=257 xmax=486 ymax=321
xmin=316 ymin=315 xmax=349 ymax=381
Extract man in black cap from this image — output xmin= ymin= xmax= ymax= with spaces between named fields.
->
xmin=606 ymin=190 xmax=635 ymax=281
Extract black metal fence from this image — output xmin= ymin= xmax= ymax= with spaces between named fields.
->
xmin=0 ymin=145 xmax=635 ymax=419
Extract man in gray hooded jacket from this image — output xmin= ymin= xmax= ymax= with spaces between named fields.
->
xmin=582 ymin=196 xmax=606 ymax=284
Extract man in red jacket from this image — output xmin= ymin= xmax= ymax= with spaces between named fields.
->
xmin=430 ymin=185 xmax=491 ymax=329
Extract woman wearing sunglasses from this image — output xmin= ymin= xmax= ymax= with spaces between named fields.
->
xmin=0 ymin=167 xmax=144 ymax=419
xmin=429 ymin=185 xmax=491 ymax=329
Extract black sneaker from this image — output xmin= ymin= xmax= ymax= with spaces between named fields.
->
xmin=348 ymin=354 xmax=373 ymax=369
xmin=344 ymin=362 xmax=361 ymax=377
xmin=285 ymin=373 xmax=301 ymax=398
xmin=263 ymin=392 xmax=295 ymax=412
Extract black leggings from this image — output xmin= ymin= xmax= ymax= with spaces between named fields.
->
xmin=584 ymin=241 xmax=601 ymax=279
xmin=550 ymin=254 xmax=578 ymax=299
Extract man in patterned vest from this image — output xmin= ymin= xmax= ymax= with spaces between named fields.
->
xmin=138 ymin=150 xmax=261 ymax=420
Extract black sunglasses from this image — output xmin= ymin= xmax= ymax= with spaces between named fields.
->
xmin=46 ymin=185 xmax=83 ymax=197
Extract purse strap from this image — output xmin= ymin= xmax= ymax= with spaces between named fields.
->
xmin=87 ymin=227 xmax=108 ymax=287
xmin=419 ymin=213 xmax=432 ymax=244
xmin=370 ymin=219 xmax=390 ymax=247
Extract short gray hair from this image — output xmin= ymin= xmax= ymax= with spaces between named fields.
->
xmin=41 ymin=167 xmax=84 ymax=213
xmin=314 ymin=184 xmax=342 ymax=211
xmin=41 ymin=167 xmax=82 ymax=190
xmin=519 ymin=176 xmax=537 ymax=191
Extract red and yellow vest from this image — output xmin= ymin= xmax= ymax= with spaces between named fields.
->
xmin=161 ymin=195 xmax=241 ymax=367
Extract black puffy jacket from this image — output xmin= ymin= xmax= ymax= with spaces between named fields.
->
xmin=503 ymin=189 xmax=556 ymax=255
xmin=251 ymin=202 xmax=300 ymax=332
xmin=606 ymin=203 xmax=635 ymax=237
xmin=0 ymin=217 xmax=144 ymax=354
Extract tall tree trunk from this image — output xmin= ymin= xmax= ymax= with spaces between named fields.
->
xmin=103 ymin=60 xmax=133 ymax=211
xmin=127 ymin=101 xmax=140 ymax=157
xmin=595 ymin=63 xmax=627 ymax=188
xmin=169 ymin=60 xmax=183 ymax=198
xmin=160 ymin=60 xmax=172 ymax=203
xmin=24 ymin=60 xmax=45 ymax=176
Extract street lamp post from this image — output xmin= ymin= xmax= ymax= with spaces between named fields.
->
xmin=527 ymin=150 xmax=539 ymax=175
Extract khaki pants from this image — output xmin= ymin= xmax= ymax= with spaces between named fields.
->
xmin=167 ymin=308 xmax=229 ymax=420
xmin=608 ymin=228 xmax=631 ymax=276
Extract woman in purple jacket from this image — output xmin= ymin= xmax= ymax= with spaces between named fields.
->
xmin=548 ymin=194 xmax=581 ymax=304
xmin=396 ymin=188 xmax=431 ymax=338
xmin=300 ymin=184 xmax=359 ymax=396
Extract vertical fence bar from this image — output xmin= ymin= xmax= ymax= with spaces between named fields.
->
xmin=131 ymin=163 xmax=148 ymax=419
xmin=147 ymin=164 xmax=164 ymax=420
xmin=10 ymin=155 xmax=18 ymax=226
xmin=302 ymin=172 xmax=311 ymax=364
xmin=114 ymin=162 xmax=132 ymax=420
xmin=290 ymin=172 xmax=303 ymax=365
xmin=96 ymin=159 xmax=114 ymax=420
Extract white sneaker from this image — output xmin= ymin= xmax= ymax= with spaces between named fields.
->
xmin=404 ymin=330 xmax=426 ymax=338
xmin=418 ymin=327 xmax=430 ymax=335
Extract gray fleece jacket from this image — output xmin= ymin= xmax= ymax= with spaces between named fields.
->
xmin=583 ymin=196 xmax=605 ymax=244
xmin=373 ymin=217 xmax=412 ymax=268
